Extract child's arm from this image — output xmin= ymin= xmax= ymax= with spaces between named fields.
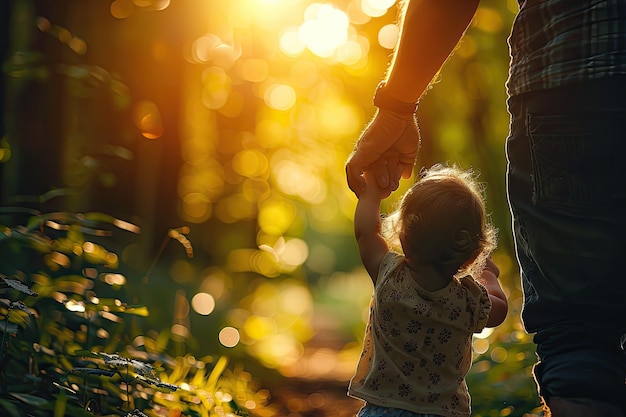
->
xmin=481 ymin=257 xmax=508 ymax=327
xmin=354 ymin=173 xmax=390 ymax=284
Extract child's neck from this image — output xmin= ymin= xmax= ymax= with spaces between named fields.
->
xmin=404 ymin=259 xmax=451 ymax=292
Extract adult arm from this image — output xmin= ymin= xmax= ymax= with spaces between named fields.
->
xmin=346 ymin=0 xmax=481 ymax=196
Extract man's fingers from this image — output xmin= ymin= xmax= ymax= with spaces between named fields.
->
xmin=346 ymin=156 xmax=366 ymax=196
xmin=400 ymin=163 xmax=414 ymax=179
xmin=370 ymin=162 xmax=390 ymax=190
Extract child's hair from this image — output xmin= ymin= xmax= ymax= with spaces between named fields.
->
xmin=382 ymin=164 xmax=497 ymax=279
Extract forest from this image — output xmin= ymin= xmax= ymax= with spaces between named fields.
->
xmin=0 ymin=1 xmax=543 ymax=416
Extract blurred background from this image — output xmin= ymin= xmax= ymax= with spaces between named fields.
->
xmin=0 ymin=1 xmax=544 ymax=416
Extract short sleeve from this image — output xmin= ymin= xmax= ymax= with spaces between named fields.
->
xmin=460 ymin=276 xmax=492 ymax=332
xmin=375 ymin=252 xmax=405 ymax=289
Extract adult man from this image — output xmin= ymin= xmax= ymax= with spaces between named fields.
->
xmin=345 ymin=1 xmax=626 ymax=416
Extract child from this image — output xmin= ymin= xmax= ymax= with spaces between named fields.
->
xmin=348 ymin=164 xmax=508 ymax=417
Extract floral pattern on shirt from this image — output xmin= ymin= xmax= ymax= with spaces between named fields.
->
xmin=348 ymin=252 xmax=491 ymax=417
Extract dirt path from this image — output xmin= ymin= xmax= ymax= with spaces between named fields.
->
xmin=265 ymin=377 xmax=363 ymax=417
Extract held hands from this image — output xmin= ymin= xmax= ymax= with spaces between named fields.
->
xmin=346 ymin=109 xmax=420 ymax=198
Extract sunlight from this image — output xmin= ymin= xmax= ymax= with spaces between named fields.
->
xmin=240 ymin=58 xmax=270 ymax=83
xmin=65 ymin=299 xmax=86 ymax=313
xmin=181 ymin=193 xmax=211 ymax=223
xmin=299 ymin=3 xmax=349 ymax=58
xmin=253 ymin=334 xmax=303 ymax=368
xmin=279 ymin=27 xmax=306 ymax=57
xmin=219 ymin=326 xmax=241 ymax=348
xmin=191 ymin=34 xmax=222 ymax=64
xmin=272 ymin=157 xmax=325 ymax=202
xmin=232 ymin=149 xmax=269 ymax=178
xmin=264 ymin=84 xmax=297 ymax=111
xmin=360 ymin=0 xmax=396 ymax=18
xmin=244 ymin=315 xmax=278 ymax=340
xmin=103 ymin=273 xmax=126 ymax=286
xmin=279 ymin=284 xmax=312 ymax=315
xmin=191 ymin=292 xmax=216 ymax=316
xmin=201 ymin=67 xmax=232 ymax=110
xmin=378 ymin=23 xmax=400 ymax=49
xmin=258 ymin=197 xmax=297 ymax=236
xmin=277 ymin=238 xmax=310 ymax=270
xmin=134 ymin=100 xmax=163 ymax=139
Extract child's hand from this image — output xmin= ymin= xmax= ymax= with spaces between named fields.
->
xmin=362 ymin=170 xmax=390 ymax=200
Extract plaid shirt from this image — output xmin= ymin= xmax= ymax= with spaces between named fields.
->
xmin=506 ymin=0 xmax=626 ymax=96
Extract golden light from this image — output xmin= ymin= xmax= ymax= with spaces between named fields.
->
xmin=257 ymin=197 xmax=297 ymax=236
xmin=490 ymin=346 xmax=508 ymax=363
xmin=65 ymin=300 xmax=86 ymax=313
xmin=336 ymin=37 xmax=368 ymax=66
xmin=278 ymin=238 xmax=309 ymax=269
xmin=215 ymin=194 xmax=257 ymax=223
xmin=290 ymin=60 xmax=319 ymax=88
xmin=346 ymin=0 xmax=371 ymax=25
xmin=134 ymin=100 xmax=163 ymax=139
xmin=360 ymin=0 xmax=396 ymax=17
xmin=181 ymin=192 xmax=211 ymax=223
xmin=253 ymin=334 xmax=304 ymax=369
xmin=212 ymin=43 xmax=239 ymax=70
xmin=378 ymin=23 xmax=400 ymax=49
xmin=473 ymin=337 xmax=490 ymax=354
xmin=48 ymin=251 xmax=71 ymax=268
xmin=264 ymin=84 xmax=297 ymax=111
xmin=243 ymin=315 xmax=278 ymax=340
xmin=171 ymin=324 xmax=190 ymax=338
xmin=474 ymin=7 xmax=505 ymax=33
xmin=219 ymin=326 xmax=241 ymax=348
xmin=232 ymin=149 xmax=269 ymax=178
xmin=298 ymin=3 xmax=350 ymax=58
xmin=240 ymin=58 xmax=270 ymax=83
xmin=316 ymin=96 xmax=363 ymax=138
xmin=279 ymin=28 xmax=305 ymax=57
xmin=279 ymin=284 xmax=312 ymax=315
xmin=271 ymin=155 xmax=326 ymax=203
xmin=201 ymin=67 xmax=232 ymax=110
xmin=103 ymin=273 xmax=126 ymax=286
xmin=255 ymin=118 xmax=290 ymax=148
xmin=191 ymin=34 xmax=222 ymax=63
xmin=191 ymin=292 xmax=216 ymax=316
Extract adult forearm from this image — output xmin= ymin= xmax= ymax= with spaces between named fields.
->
xmin=384 ymin=0 xmax=480 ymax=102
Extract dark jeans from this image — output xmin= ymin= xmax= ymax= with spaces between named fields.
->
xmin=506 ymin=76 xmax=626 ymax=409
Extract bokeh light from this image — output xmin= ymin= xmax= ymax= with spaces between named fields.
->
xmin=219 ymin=326 xmax=241 ymax=348
xmin=191 ymin=292 xmax=216 ymax=315
xmin=134 ymin=100 xmax=163 ymax=139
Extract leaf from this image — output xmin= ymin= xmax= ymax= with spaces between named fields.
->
xmin=73 ymin=349 xmax=100 ymax=358
xmin=135 ymin=375 xmax=179 ymax=391
xmin=8 ymin=393 xmax=50 ymax=407
xmin=122 ymin=306 xmax=150 ymax=317
xmin=207 ymin=356 xmax=229 ymax=391
xmin=0 ymin=320 xmax=20 ymax=334
xmin=0 ymin=275 xmax=39 ymax=296
xmin=10 ymin=301 xmax=33 ymax=315
xmin=0 ymin=398 xmax=21 ymax=417
xmin=71 ymin=367 xmax=116 ymax=377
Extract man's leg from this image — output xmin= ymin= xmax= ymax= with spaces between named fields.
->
xmin=546 ymin=397 xmax=624 ymax=417
xmin=506 ymin=76 xmax=626 ymax=416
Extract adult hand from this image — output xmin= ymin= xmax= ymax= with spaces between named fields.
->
xmin=346 ymin=109 xmax=420 ymax=197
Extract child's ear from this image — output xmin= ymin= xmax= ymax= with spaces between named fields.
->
xmin=460 ymin=247 xmax=482 ymax=269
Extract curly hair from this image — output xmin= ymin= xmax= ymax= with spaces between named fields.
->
xmin=382 ymin=164 xmax=497 ymax=279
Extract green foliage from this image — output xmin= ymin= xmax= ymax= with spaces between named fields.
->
xmin=0 ymin=212 xmax=267 ymax=417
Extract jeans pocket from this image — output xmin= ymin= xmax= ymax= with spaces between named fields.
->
xmin=527 ymin=113 xmax=626 ymax=216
